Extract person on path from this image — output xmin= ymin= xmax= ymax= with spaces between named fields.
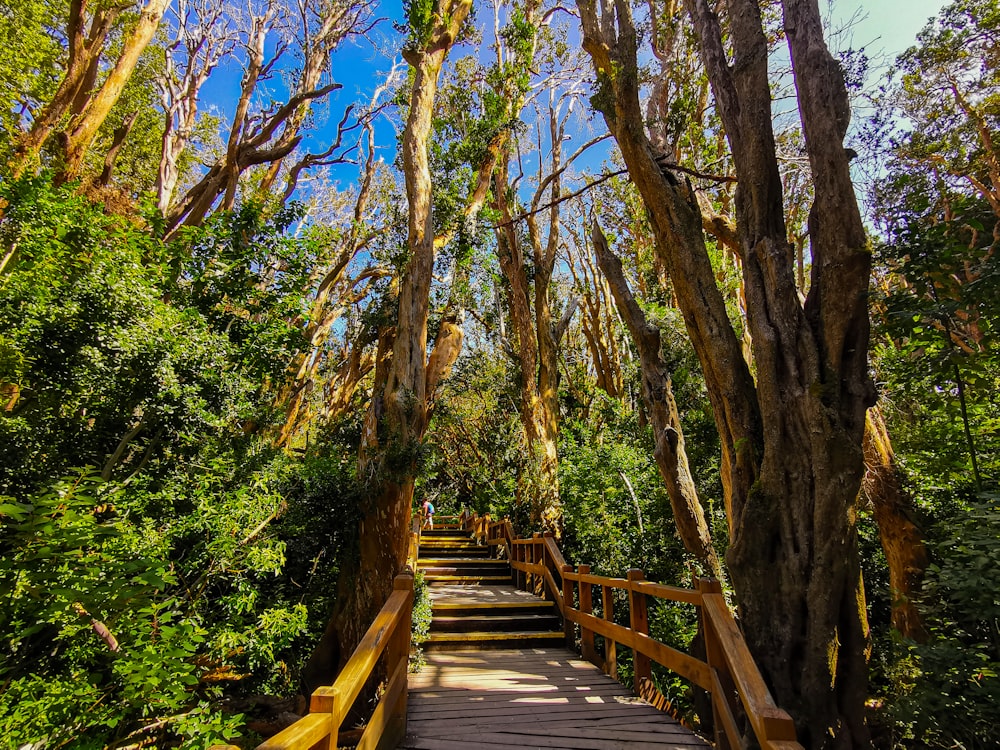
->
xmin=421 ymin=498 xmax=434 ymax=530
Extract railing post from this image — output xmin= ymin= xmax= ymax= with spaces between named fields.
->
xmin=532 ymin=533 xmax=543 ymax=596
xmin=382 ymin=572 xmax=414 ymax=749
xmin=561 ymin=564 xmax=575 ymax=648
xmin=515 ymin=540 xmax=526 ymax=591
xmin=309 ymin=685 xmax=339 ymax=750
xmin=696 ymin=576 xmax=733 ymax=750
xmin=541 ymin=531 xmax=555 ymax=600
xmin=578 ymin=564 xmax=597 ymax=665
xmin=627 ymin=568 xmax=652 ymax=693
xmin=602 ymin=584 xmax=617 ymax=680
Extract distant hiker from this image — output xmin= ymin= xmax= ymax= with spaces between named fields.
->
xmin=421 ymin=499 xmax=435 ymax=530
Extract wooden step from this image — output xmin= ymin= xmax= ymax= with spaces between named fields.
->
xmin=420 ymin=530 xmax=473 ymax=538
xmin=424 ymin=630 xmax=565 ymax=651
xmin=425 ymin=574 xmax=513 ymax=585
xmin=417 ymin=549 xmax=491 ymax=559
xmin=431 ymin=600 xmax=556 ymax=616
xmin=430 ymin=613 xmax=561 ymax=632
xmin=419 ymin=562 xmax=511 ymax=577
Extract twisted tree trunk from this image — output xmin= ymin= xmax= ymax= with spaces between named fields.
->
xmin=578 ymin=0 xmax=876 ymax=744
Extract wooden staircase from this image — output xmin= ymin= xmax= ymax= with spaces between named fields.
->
xmin=417 ymin=527 xmax=564 ymax=651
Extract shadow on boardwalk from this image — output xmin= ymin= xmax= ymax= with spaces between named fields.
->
xmin=400 ymin=648 xmax=710 ymax=750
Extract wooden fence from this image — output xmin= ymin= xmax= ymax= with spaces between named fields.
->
xmin=467 ymin=513 xmax=803 ymax=750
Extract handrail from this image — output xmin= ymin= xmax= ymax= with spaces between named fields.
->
xmin=473 ymin=512 xmax=802 ymax=750
xmin=211 ymin=572 xmax=414 ymax=750
xmin=428 ymin=513 xmax=464 ymax=528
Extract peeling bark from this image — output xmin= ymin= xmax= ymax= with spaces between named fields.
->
xmin=863 ymin=405 xmax=928 ymax=643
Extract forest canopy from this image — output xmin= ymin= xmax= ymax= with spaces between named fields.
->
xmin=0 ymin=0 xmax=997 ymax=748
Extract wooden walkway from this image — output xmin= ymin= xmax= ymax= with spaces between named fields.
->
xmin=401 ymin=648 xmax=710 ymax=749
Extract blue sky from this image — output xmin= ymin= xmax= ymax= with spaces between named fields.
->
xmin=827 ymin=0 xmax=948 ymax=59
xmin=199 ymin=0 xmax=952 ymax=200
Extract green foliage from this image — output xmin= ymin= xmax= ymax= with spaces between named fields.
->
xmin=0 ymin=176 xmax=362 ymax=747
xmin=885 ymin=496 xmax=1000 ymax=749
xmin=0 ymin=0 xmax=63 ymax=163
xmin=558 ymin=409 xmax=689 ymax=581
xmin=890 ymin=0 xmax=1000 ymax=194
xmin=865 ymin=8 xmax=1000 ymax=742
xmin=401 ymin=0 xmax=436 ymax=50
xmin=409 ymin=571 xmax=433 ymax=671
xmin=422 ymin=350 xmax=522 ymax=513
xmin=873 ymin=192 xmax=999 ymax=492
xmin=0 ymin=470 xmax=243 ymax=748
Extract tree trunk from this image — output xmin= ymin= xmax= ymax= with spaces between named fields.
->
xmin=96 ymin=111 xmax=138 ymax=186
xmin=578 ymin=0 xmax=877 ymax=745
xmin=302 ymin=0 xmax=472 ymax=688
xmin=10 ymin=0 xmax=118 ymax=176
xmin=493 ymin=159 xmax=564 ymax=532
xmin=863 ymin=405 xmax=928 ymax=642
xmin=689 ymin=1 xmax=875 ymax=745
xmin=592 ymin=219 xmax=721 ymax=579
xmin=59 ymin=0 xmax=171 ymax=181
xmin=566 ymin=228 xmax=623 ymax=398
xmin=155 ymin=0 xmax=232 ymax=216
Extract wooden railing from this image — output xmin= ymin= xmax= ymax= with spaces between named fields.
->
xmin=467 ymin=513 xmax=803 ymax=750
xmin=212 ymin=572 xmax=414 ymax=750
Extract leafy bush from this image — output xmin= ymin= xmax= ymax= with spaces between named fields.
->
xmin=0 ymin=177 xmax=361 ymax=747
xmin=886 ymin=495 xmax=1000 ymax=749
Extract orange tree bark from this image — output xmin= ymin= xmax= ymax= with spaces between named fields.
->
xmin=491 ymin=117 xmax=602 ymax=532
xmin=493 ymin=155 xmax=564 ymax=532
xmin=592 ymin=219 xmax=721 ymax=579
xmin=10 ymin=0 xmax=118 ymax=176
xmin=577 ymin=0 xmax=877 ymax=745
xmin=301 ymin=0 xmax=472 ymax=691
xmin=863 ymin=405 xmax=928 ymax=642
xmin=58 ymin=0 xmax=171 ymax=181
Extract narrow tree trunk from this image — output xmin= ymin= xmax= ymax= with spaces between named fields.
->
xmin=493 ymin=159 xmax=563 ymax=532
xmin=863 ymin=406 xmax=928 ymax=642
xmin=96 ymin=111 xmax=138 ymax=186
xmin=592 ymin=219 xmax=721 ymax=579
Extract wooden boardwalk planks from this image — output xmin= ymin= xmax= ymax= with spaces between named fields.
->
xmin=401 ymin=649 xmax=710 ymax=750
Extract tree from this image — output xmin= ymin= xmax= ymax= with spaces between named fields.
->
xmin=10 ymin=0 xmax=171 ymax=181
xmin=0 ymin=0 xmax=63 ymax=162
xmin=576 ymin=0 xmax=876 ymax=745
xmin=887 ymin=0 xmax=1000 ymax=231
xmin=163 ymin=0 xmax=375 ymax=235
xmin=592 ymin=219 xmax=721 ymax=579
xmin=871 ymin=0 xmax=1000 ymax=494
xmin=155 ymin=0 xmax=236 ymax=214
xmin=491 ymin=99 xmax=599 ymax=532
xmin=302 ymin=0 xmax=474 ymax=689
